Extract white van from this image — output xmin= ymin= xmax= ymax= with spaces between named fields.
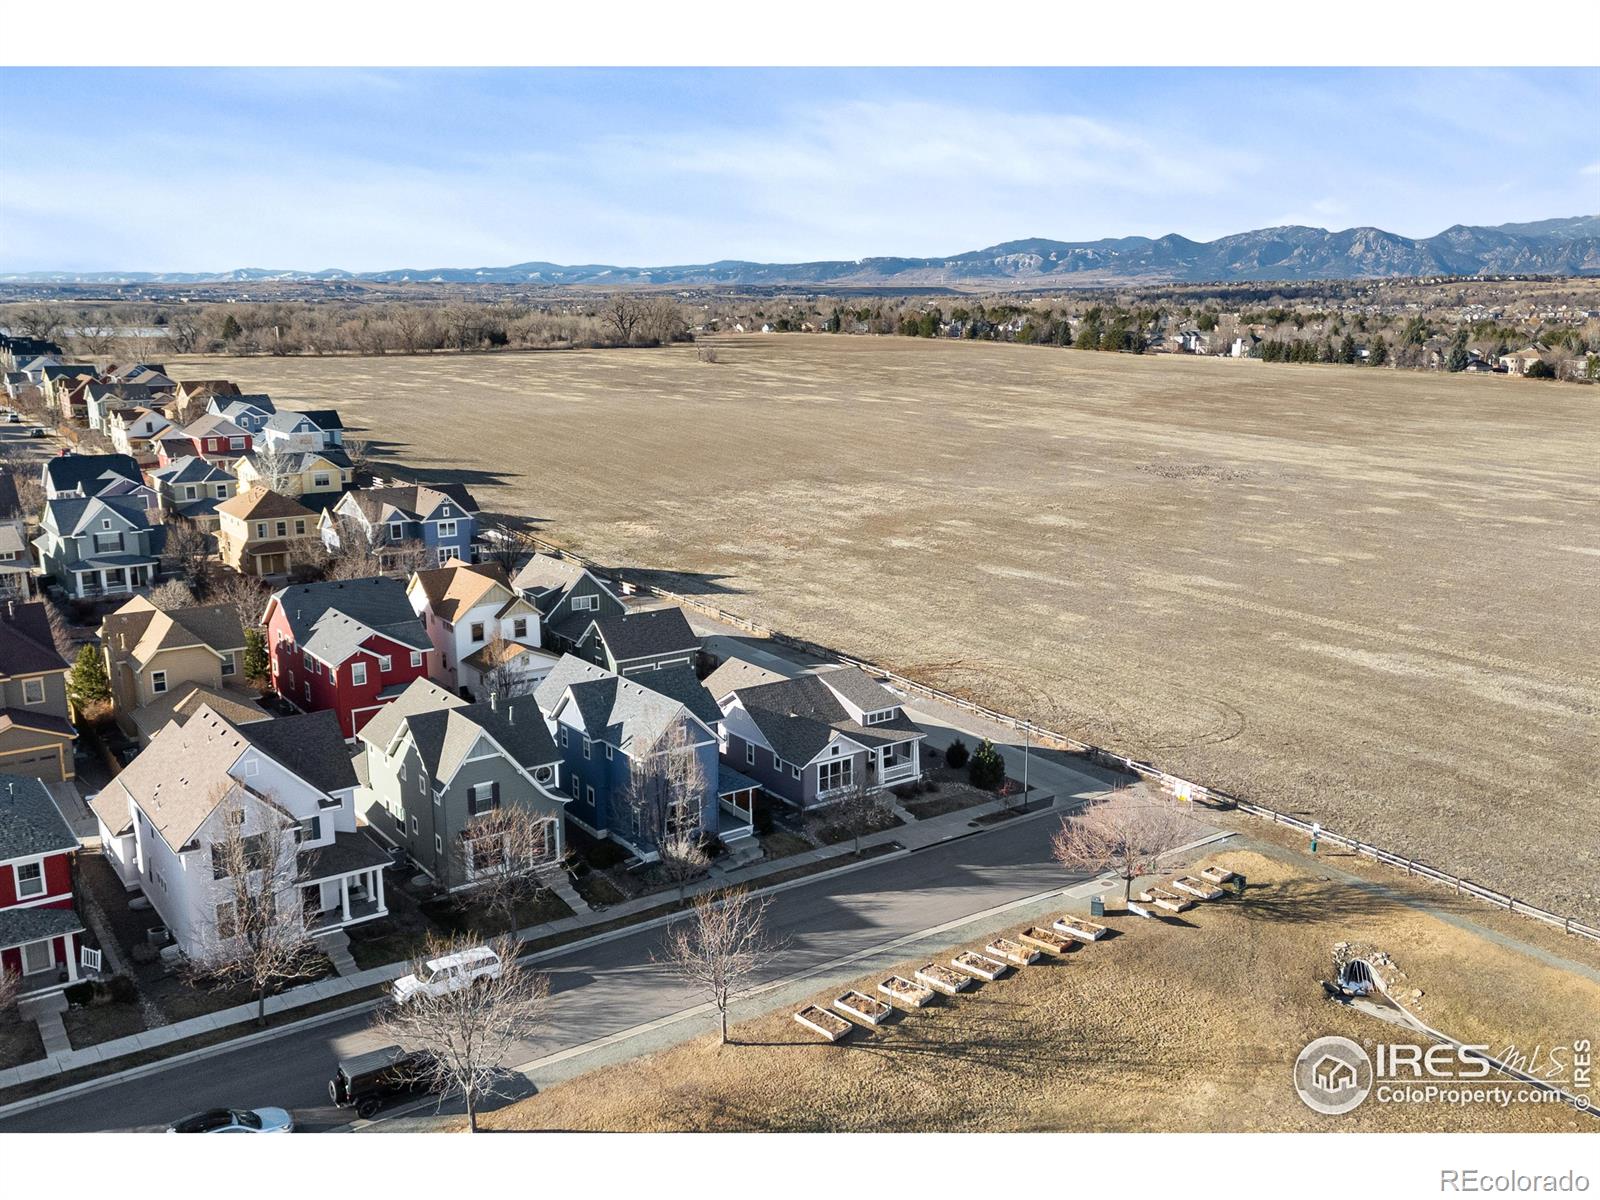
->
xmin=390 ymin=945 xmax=503 ymax=1004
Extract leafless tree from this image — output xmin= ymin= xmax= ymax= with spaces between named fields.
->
xmin=342 ymin=437 xmax=374 ymax=482
xmin=189 ymin=786 xmax=321 ymax=1026
xmin=372 ymin=935 xmax=550 ymax=1132
xmin=323 ymin=517 xmax=429 ymax=580
xmin=603 ymin=295 xmax=645 ymax=345
xmin=657 ymin=886 xmax=774 ymax=1045
xmin=160 ymin=517 xmax=214 ymax=594
xmin=246 ymin=442 xmax=298 ymax=494
xmin=10 ymin=306 xmax=65 ymax=344
xmin=476 ymin=632 xmax=537 ymax=702
xmin=209 ymin=570 xmax=270 ymax=633
xmin=166 ymin=313 xmax=202 ymax=354
xmin=148 ymin=578 xmax=196 ymax=611
xmin=476 ymin=528 xmax=522 ymax=578
xmin=807 ymin=775 xmax=894 ymax=855
xmin=0 ymin=964 xmax=20 ymax=1017
xmin=640 ymin=297 xmax=686 ymax=345
xmin=625 ymin=720 xmax=712 ymax=897
xmin=1050 ymin=788 xmax=1196 ymax=906
xmin=453 ymin=805 xmax=561 ymax=936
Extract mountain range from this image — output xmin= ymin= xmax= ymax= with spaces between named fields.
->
xmin=7 ymin=215 xmax=1598 ymax=289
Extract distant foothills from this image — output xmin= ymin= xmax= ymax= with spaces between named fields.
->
xmin=7 ymin=215 xmax=1599 ymax=289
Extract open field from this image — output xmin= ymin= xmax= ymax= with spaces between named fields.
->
xmin=479 ymin=848 xmax=1600 ymax=1132
xmin=177 ymin=338 xmax=1600 ymax=920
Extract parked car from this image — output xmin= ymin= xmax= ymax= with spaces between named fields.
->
xmin=328 ymin=1045 xmax=437 ymax=1118
xmin=5 ymin=413 xmax=19 ymax=423
xmin=167 ymin=1106 xmax=294 ymax=1133
xmin=390 ymin=945 xmax=502 ymax=1004
xmin=28 ymin=427 xmax=46 ymax=438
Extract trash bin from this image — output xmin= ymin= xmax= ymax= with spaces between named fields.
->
xmin=1089 ymin=895 xmax=1105 ymax=917
xmin=1233 ymin=873 xmax=1247 ymax=896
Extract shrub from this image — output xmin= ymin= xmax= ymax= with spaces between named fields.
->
xmin=944 ymin=737 xmax=970 ymax=769
xmin=922 ymin=778 xmax=940 ymax=794
xmin=969 ymin=739 xmax=1007 ymax=791
xmin=893 ymin=784 xmax=916 ymax=801
xmin=752 ymin=797 xmax=776 ymax=836
xmin=63 ymin=981 xmax=96 ymax=1009
xmin=696 ymin=830 xmax=727 ymax=859
xmin=1524 ymin=359 xmax=1557 ymax=380
xmin=107 ymin=974 xmax=137 ymax=1004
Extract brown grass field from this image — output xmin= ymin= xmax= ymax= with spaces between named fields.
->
xmin=177 ymin=338 xmax=1600 ymax=921
xmin=477 ymin=849 xmax=1599 ymax=1133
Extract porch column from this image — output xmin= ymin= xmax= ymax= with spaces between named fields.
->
xmin=61 ymin=935 xmax=78 ymax=982
xmin=372 ymin=867 xmax=386 ymax=914
xmin=340 ymin=876 xmax=351 ymax=923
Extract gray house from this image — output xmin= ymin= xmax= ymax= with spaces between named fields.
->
xmin=570 ymin=607 xmax=699 ymax=677
xmin=34 ymin=495 xmax=163 ymax=600
xmin=355 ymin=678 xmax=569 ymax=891
xmin=512 ymin=554 xmax=626 ymax=654
xmin=713 ymin=665 xmax=925 ymax=811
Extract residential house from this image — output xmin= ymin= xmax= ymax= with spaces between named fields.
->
xmin=569 ymin=606 xmax=699 ymax=676
xmin=106 ymin=363 xmax=174 ymax=390
xmin=1498 ymin=346 xmax=1549 ymax=376
xmin=206 ymin=393 xmax=276 ymax=434
xmin=406 ymin=559 xmax=554 ymax=699
xmin=100 ymin=596 xmax=255 ymax=745
xmin=57 ymin=377 xmax=92 ymax=424
xmin=259 ymin=408 xmax=345 ymax=454
xmin=42 ymin=452 xmax=143 ymax=501
xmin=235 ymin=447 xmax=352 ymax=510
xmin=262 ymin=576 xmax=432 ymax=737
xmin=174 ymin=379 xmax=240 ymax=414
xmin=0 ymin=519 xmax=35 ymax=600
xmin=533 ymin=655 xmax=735 ymax=857
xmin=214 ymin=486 xmax=318 ymax=579
xmin=105 ymin=406 xmax=173 ymax=462
xmin=177 ymin=413 xmax=252 ymax=467
xmin=713 ymin=665 xmax=925 ymax=812
xmin=40 ymin=365 xmax=98 ymax=410
xmin=0 ymin=776 xmax=85 ymax=996
xmin=34 ymin=494 xmax=162 ymax=601
xmin=354 ymin=679 xmax=568 ymax=890
xmin=85 ymin=382 xmax=167 ymax=433
xmin=0 ymin=602 xmax=76 ymax=781
xmin=148 ymin=456 xmax=237 ymax=530
xmin=88 ymin=705 xmax=388 ymax=949
xmin=511 ymin=553 xmax=626 ymax=654
xmin=320 ymin=483 xmax=480 ymax=569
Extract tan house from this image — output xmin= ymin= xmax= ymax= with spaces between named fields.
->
xmin=100 ymin=596 xmax=259 ymax=744
xmin=235 ymin=448 xmax=352 ymax=506
xmin=216 ymin=486 xmax=319 ymax=579
xmin=0 ymin=600 xmax=76 ymax=780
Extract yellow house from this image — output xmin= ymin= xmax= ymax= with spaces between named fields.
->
xmin=215 ymin=486 xmax=319 ymax=579
xmin=235 ymin=448 xmax=352 ymax=505
xmin=99 ymin=596 xmax=261 ymax=744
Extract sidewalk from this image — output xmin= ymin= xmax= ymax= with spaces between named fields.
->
xmin=0 ymin=777 xmax=1080 ymax=1097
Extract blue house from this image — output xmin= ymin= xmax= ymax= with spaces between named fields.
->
xmin=320 ymin=482 xmax=480 ymax=569
xmin=534 ymin=655 xmax=746 ymax=858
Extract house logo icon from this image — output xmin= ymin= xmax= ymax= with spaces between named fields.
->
xmin=1294 ymin=1036 xmax=1373 ymax=1115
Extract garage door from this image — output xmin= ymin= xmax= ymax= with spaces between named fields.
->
xmin=4 ymin=748 xmax=64 ymax=781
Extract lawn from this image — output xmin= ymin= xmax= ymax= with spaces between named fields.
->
xmin=173 ymin=338 xmax=1600 ymax=925
xmin=0 ymin=1015 xmax=45 ymax=1071
xmin=480 ymin=848 xmax=1600 ymax=1133
xmin=62 ymin=1002 xmax=148 ymax=1050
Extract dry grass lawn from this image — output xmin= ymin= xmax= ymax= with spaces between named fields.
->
xmin=175 ymin=338 xmax=1600 ymax=921
xmin=480 ymin=849 xmax=1598 ymax=1133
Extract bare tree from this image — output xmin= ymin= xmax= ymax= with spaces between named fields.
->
xmin=1050 ymin=788 xmax=1196 ymax=907
xmin=476 ymin=527 xmax=522 ymax=578
xmin=0 ymin=964 xmax=20 ymax=1017
xmin=476 ymin=632 xmax=537 ymax=701
xmin=11 ymin=305 xmax=65 ymax=344
xmin=342 ymin=437 xmax=373 ymax=482
xmin=657 ymin=887 xmax=773 ymax=1045
xmin=807 ymin=775 xmax=893 ymax=855
xmin=453 ymin=805 xmax=561 ymax=936
xmin=148 ymin=578 xmax=196 ymax=611
xmin=625 ymin=720 xmax=711 ymax=897
xmin=189 ymin=787 xmax=321 ymax=1026
xmin=160 ymin=517 xmax=213 ymax=595
xmin=373 ymin=936 xmax=550 ymax=1132
xmin=209 ymin=570 xmax=270 ymax=633
xmin=245 ymin=442 xmax=298 ymax=495
xmin=323 ymin=518 xmax=429 ymax=580
xmin=603 ymin=295 xmax=644 ymax=345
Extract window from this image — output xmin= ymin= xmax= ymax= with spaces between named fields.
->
xmin=398 ymin=760 xmax=406 ymax=781
xmin=94 ymin=531 xmax=121 ymax=553
xmin=225 ymin=807 xmax=246 ymax=825
xmin=819 ymin=759 xmax=854 ymax=792
xmin=312 ymin=474 xmax=330 ymax=489
xmin=582 ymin=738 xmax=591 ymax=760
xmin=438 ymin=520 xmax=458 ymax=539
xmin=605 ymin=742 xmax=614 ymax=761
xmin=434 ymin=835 xmax=442 ymax=854
xmin=302 ymin=651 xmax=316 ymax=674
xmin=468 ymin=781 xmax=498 ymax=815
xmin=14 ymin=860 xmax=45 ymax=899
xmin=378 ymin=654 xmax=392 ymax=673
xmin=745 ymin=743 xmax=754 ymax=767
xmin=469 ymin=622 xmax=484 ymax=642
xmin=410 ymin=650 xmax=423 ymax=668
xmin=441 ymin=505 xmax=452 ymax=517
xmin=304 ymin=681 xmax=312 ymax=703
xmin=351 ymin=661 xmax=367 ymax=686
xmin=22 ymin=677 xmax=45 ymax=705
xmin=513 ymin=617 xmax=528 ymax=639
xmin=792 ymin=765 xmax=801 ymax=780
xmin=297 ymin=815 xmax=321 ymax=843
xmin=148 ymin=670 xmax=168 ymax=695
xmin=560 ymin=727 xmax=569 ymax=748
xmin=389 ymin=522 xmax=404 ymax=541
xmin=242 ymin=756 xmax=258 ymax=777
xmin=294 ymin=519 xmax=306 ymax=535
xmin=231 ymin=436 xmax=245 ymax=450
xmin=215 ymin=901 xmax=237 ymax=940
xmin=572 ymin=594 xmax=598 ymax=612
xmin=184 ymin=484 xmax=198 ymax=500
xmin=586 ymin=785 xmax=596 ymax=808
xmin=275 ymin=520 xmax=287 ymax=537
xmin=220 ymin=652 xmax=236 ymax=677
xmin=256 ymin=521 xmax=268 ymax=538
xmin=410 ymin=815 xmax=419 ymax=834
xmin=773 ymin=753 xmax=782 ymax=771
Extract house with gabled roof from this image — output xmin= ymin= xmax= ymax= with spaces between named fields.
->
xmin=715 ymin=665 xmax=924 ymax=811
xmin=569 ymin=605 xmax=700 ymax=676
xmin=321 ymin=483 xmax=481 ymax=570
xmin=260 ymin=408 xmax=345 ymax=454
xmin=263 ymin=576 xmax=433 ymax=737
xmin=234 ymin=446 xmax=352 ymax=509
xmin=105 ymin=405 xmax=173 ymax=462
xmin=354 ymin=679 xmax=568 ymax=890
xmin=34 ymin=493 xmax=162 ymax=600
xmin=89 ymin=705 xmax=387 ymax=949
xmin=0 ymin=775 xmax=86 ymax=996
xmin=215 ymin=485 xmax=318 ymax=578
xmin=406 ymin=559 xmax=554 ymax=699
xmin=178 ymin=412 xmax=253 ymax=467
xmin=0 ymin=602 xmax=75 ymax=781
xmin=0 ymin=517 xmax=35 ymax=601
xmin=42 ymin=452 xmax=143 ymax=501
xmin=85 ymin=381 xmax=167 ymax=433
xmin=206 ymin=393 xmax=275 ymax=434
xmin=149 ymin=455 xmax=237 ymax=530
xmin=512 ymin=553 xmax=627 ymax=654
xmin=100 ymin=596 xmax=255 ymax=745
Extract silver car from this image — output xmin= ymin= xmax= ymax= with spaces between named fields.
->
xmin=167 ymin=1106 xmax=294 ymax=1133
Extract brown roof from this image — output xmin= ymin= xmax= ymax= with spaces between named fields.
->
xmin=216 ymin=485 xmax=315 ymax=522
xmin=175 ymin=380 xmax=239 ymax=401
xmin=129 ymin=683 xmax=269 ymax=743
xmin=102 ymin=596 xmax=245 ymax=666
xmin=408 ymin=559 xmax=510 ymax=623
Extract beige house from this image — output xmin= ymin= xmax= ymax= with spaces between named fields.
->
xmin=235 ymin=448 xmax=351 ymax=505
xmin=0 ymin=600 xmax=76 ymax=781
xmin=100 ymin=596 xmax=258 ymax=744
xmin=215 ymin=486 xmax=318 ymax=579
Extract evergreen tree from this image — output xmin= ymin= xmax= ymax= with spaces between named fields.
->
xmin=1338 ymin=334 xmax=1358 ymax=365
xmin=68 ymin=644 xmax=111 ymax=709
xmin=243 ymin=627 xmax=270 ymax=681
xmin=1447 ymin=344 xmax=1470 ymax=372
xmin=219 ymin=313 xmax=242 ymax=342
xmin=1368 ymin=336 xmax=1389 ymax=367
xmin=968 ymin=739 xmax=1006 ymax=792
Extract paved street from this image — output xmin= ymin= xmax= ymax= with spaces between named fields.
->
xmin=1 ymin=807 xmax=1093 ymax=1132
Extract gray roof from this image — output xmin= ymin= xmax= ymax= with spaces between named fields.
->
xmin=813 ymin=666 xmax=905 ymax=715
xmin=702 ymin=656 xmax=791 ymax=700
xmin=368 ymin=678 xmax=560 ymax=782
xmin=558 ymin=673 xmax=710 ymax=754
xmin=0 ymin=904 xmax=84 ymax=952
xmin=46 ymin=493 xmax=154 ymax=537
xmin=512 ymin=553 xmax=594 ymax=596
xmin=628 ymin=663 xmax=723 ymax=729
xmin=730 ymin=673 xmax=923 ymax=766
xmin=532 ymin=653 xmax=613 ymax=715
xmin=0 ymin=775 xmax=76 ymax=862
xmin=268 ymin=577 xmax=429 ymax=664
xmin=587 ymin=607 xmax=698 ymax=663
xmin=262 ymin=410 xmax=322 ymax=434
xmin=151 ymin=455 xmax=234 ymax=486
xmin=44 ymin=453 xmax=141 ymax=496
xmin=717 ymin=762 xmax=762 ymax=797
xmin=300 ymin=830 xmax=390 ymax=882
xmin=239 ymin=710 xmax=358 ymax=795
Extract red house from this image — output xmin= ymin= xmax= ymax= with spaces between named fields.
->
xmin=0 ymin=775 xmax=84 ymax=996
xmin=179 ymin=412 xmax=252 ymax=465
xmin=263 ymin=577 xmax=433 ymax=738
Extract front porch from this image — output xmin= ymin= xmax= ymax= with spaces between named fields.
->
xmin=716 ymin=763 xmax=759 ymax=843
xmin=0 ymin=907 xmax=84 ymax=996
xmin=299 ymin=832 xmax=390 ymax=932
xmin=868 ymin=737 xmax=921 ymax=788
xmin=69 ymin=557 xmax=157 ymax=599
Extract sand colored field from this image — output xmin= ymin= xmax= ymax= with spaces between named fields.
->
xmin=177 ymin=337 xmax=1600 ymax=920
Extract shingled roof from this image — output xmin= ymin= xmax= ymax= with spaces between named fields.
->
xmin=101 ymin=596 xmax=245 ymax=666
xmin=362 ymin=677 xmax=560 ymax=783
xmin=409 ymin=559 xmax=512 ymax=624
xmin=0 ymin=601 xmax=69 ymax=678
xmin=586 ymin=607 xmax=698 ymax=664
xmin=43 ymin=453 xmax=141 ymax=497
xmin=269 ymin=576 xmax=429 ymax=664
xmin=727 ymin=673 xmax=922 ymax=767
xmin=0 ymin=774 xmax=76 ymax=863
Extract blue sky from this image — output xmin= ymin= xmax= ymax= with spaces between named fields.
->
xmin=2 ymin=67 xmax=1596 ymax=272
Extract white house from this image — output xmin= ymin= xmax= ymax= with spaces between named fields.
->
xmin=89 ymin=705 xmax=389 ymax=957
xmin=406 ymin=559 xmax=557 ymax=699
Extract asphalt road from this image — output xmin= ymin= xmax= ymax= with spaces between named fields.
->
xmin=2 ymin=809 xmax=1074 ymax=1132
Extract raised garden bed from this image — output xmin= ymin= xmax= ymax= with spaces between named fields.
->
xmin=1171 ymin=875 xmax=1225 ymax=901
xmin=794 ymin=1004 xmax=852 ymax=1042
xmin=1019 ymin=926 xmax=1073 ymax=955
xmin=1053 ymin=915 xmax=1107 ymax=942
xmin=834 ymin=990 xmax=892 ymax=1025
xmin=1200 ymin=865 xmax=1237 ymax=885
xmin=952 ymin=951 xmax=1007 ymax=981
xmin=985 ymin=937 xmax=1040 ymax=967
xmin=1128 ymin=902 xmax=1156 ymax=919
xmin=915 ymin=963 xmax=970 ymax=995
xmin=1137 ymin=886 xmax=1194 ymax=913
xmin=879 ymin=975 xmax=934 ymax=1007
